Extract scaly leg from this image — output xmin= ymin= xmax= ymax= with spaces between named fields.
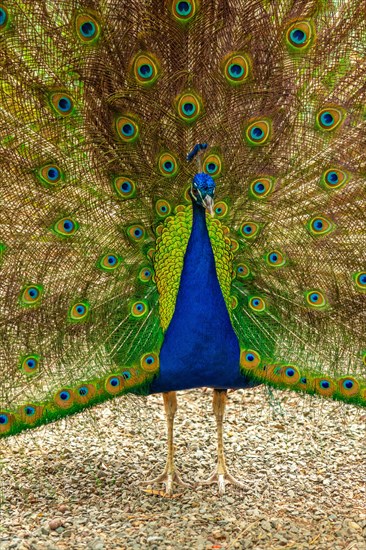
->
xmin=197 ymin=389 xmax=245 ymax=495
xmin=140 ymin=391 xmax=190 ymax=496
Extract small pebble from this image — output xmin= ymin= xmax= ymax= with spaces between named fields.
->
xmin=48 ymin=519 xmax=63 ymax=531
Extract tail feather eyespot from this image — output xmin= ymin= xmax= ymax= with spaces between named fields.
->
xmin=265 ymin=250 xmax=286 ymax=267
xmin=307 ymin=216 xmax=334 ymax=236
xmin=305 ymin=290 xmax=327 ymax=309
xmin=49 ymin=92 xmax=74 ymax=117
xmin=285 ymin=20 xmax=315 ymax=52
xmin=240 ymin=222 xmax=261 ymax=240
xmin=203 ymin=154 xmax=222 ymax=178
xmin=69 ymin=301 xmax=90 ymax=322
xmin=52 ymin=217 xmax=79 ymax=237
xmin=316 ymin=107 xmax=345 ymax=131
xmin=54 ymin=389 xmax=75 ymax=409
xmin=113 ymin=177 xmax=137 ymax=199
xmin=131 ymin=300 xmax=149 ymax=318
xmin=172 ymin=0 xmax=197 ymax=22
xmin=105 ymin=375 xmax=124 ymax=395
xmin=75 ymin=13 xmax=101 ymax=43
xmin=314 ymin=378 xmax=336 ymax=397
xmin=141 ymin=352 xmax=160 ymax=373
xmin=248 ymin=296 xmax=267 ymax=313
xmin=132 ymin=52 xmax=160 ymax=85
xmin=281 ymin=365 xmax=301 ymax=385
xmin=155 ymin=199 xmax=172 ymax=217
xmin=127 ymin=224 xmax=145 ymax=242
xmin=244 ymin=119 xmax=272 ymax=146
xmin=337 ymin=377 xmax=360 ymax=398
xmin=98 ymin=253 xmax=122 ymax=272
xmin=321 ymin=168 xmax=348 ymax=190
xmin=20 ymin=285 xmax=43 ymax=306
xmin=19 ymin=404 xmax=44 ymax=423
xmin=37 ymin=164 xmax=63 ymax=187
xmin=0 ymin=5 xmax=9 ymax=30
xmin=158 ymin=153 xmax=179 ymax=177
xmin=20 ymin=354 xmax=41 ymax=375
xmin=213 ymin=201 xmax=229 ymax=218
xmin=240 ymin=349 xmax=261 ymax=370
xmin=235 ymin=263 xmax=251 ymax=279
xmin=264 ymin=364 xmax=283 ymax=383
xmin=249 ymin=177 xmax=274 ymax=199
xmin=139 ymin=267 xmax=154 ymax=283
xmin=354 ymin=272 xmax=366 ymax=291
xmin=75 ymin=383 xmax=97 ymax=404
xmin=0 ymin=412 xmax=14 ymax=434
xmin=116 ymin=116 xmax=139 ymax=142
xmin=176 ymin=91 xmax=202 ymax=123
xmin=223 ymin=52 xmax=251 ymax=85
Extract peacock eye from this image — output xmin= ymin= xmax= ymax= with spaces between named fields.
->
xmin=155 ymin=199 xmax=172 ymax=217
xmin=98 ymin=253 xmax=121 ymax=272
xmin=116 ymin=116 xmax=139 ymax=142
xmin=20 ymin=354 xmax=41 ymax=375
xmin=132 ymin=53 xmax=160 ymax=86
xmin=213 ymin=201 xmax=228 ymax=218
xmin=223 ymin=53 xmax=251 ymax=85
xmin=316 ymin=107 xmax=344 ymax=132
xmin=68 ymin=301 xmax=90 ymax=322
xmin=172 ymin=0 xmax=197 ymax=22
xmin=158 ymin=152 xmax=178 ymax=177
xmin=203 ymin=154 xmax=222 ymax=178
xmin=240 ymin=349 xmax=261 ymax=370
xmin=0 ymin=5 xmax=9 ymax=29
xmin=248 ymin=296 xmax=267 ymax=312
xmin=131 ymin=300 xmax=149 ymax=318
xmin=177 ymin=91 xmax=202 ymax=123
xmin=285 ymin=20 xmax=314 ymax=52
xmin=141 ymin=352 xmax=160 ymax=373
xmin=244 ymin=119 xmax=272 ymax=146
xmin=305 ymin=289 xmax=327 ymax=309
xmin=37 ymin=164 xmax=64 ymax=188
xmin=307 ymin=215 xmax=334 ymax=236
xmin=338 ymin=377 xmax=360 ymax=397
xmin=75 ymin=14 xmax=101 ymax=44
xmin=20 ymin=284 xmax=43 ymax=306
xmin=192 ymin=188 xmax=198 ymax=195
xmin=113 ymin=177 xmax=137 ymax=199
xmin=249 ymin=177 xmax=274 ymax=199
xmin=105 ymin=375 xmax=123 ymax=395
xmin=49 ymin=92 xmax=75 ymax=117
xmin=354 ymin=271 xmax=366 ymax=290
xmin=321 ymin=168 xmax=348 ymax=190
xmin=54 ymin=388 xmax=75 ymax=409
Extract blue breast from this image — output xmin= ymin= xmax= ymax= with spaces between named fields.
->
xmin=150 ymin=201 xmax=254 ymax=393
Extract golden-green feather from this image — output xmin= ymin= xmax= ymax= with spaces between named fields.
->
xmin=0 ymin=0 xmax=365 ymax=438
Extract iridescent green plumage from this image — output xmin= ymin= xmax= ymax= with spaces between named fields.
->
xmin=0 ymin=0 xmax=365 ymax=440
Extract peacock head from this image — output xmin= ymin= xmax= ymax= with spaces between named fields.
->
xmin=190 ymin=173 xmax=215 ymax=216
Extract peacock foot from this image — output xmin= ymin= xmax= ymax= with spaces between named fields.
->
xmin=197 ymin=467 xmax=245 ymax=496
xmin=140 ymin=466 xmax=191 ymax=497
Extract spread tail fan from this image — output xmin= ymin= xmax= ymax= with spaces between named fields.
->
xmin=0 ymin=0 xmax=365 ymax=439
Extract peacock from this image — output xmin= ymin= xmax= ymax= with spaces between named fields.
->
xmin=0 ymin=0 xmax=365 ymax=498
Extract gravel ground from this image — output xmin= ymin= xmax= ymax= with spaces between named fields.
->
xmin=1 ymin=387 xmax=365 ymax=550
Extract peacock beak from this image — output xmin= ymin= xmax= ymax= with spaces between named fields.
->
xmin=202 ymin=195 xmax=215 ymax=217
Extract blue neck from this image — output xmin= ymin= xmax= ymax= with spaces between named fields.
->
xmin=150 ymin=199 xmax=247 ymax=393
xmin=181 ymin=200 xmax=216 ymax=288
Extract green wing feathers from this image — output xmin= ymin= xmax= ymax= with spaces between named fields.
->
xmin=0 ymin=0 xmax=366 ymax=437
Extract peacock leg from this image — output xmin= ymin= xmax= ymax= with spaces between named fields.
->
xmin=197 ymin=389 xmax=245 ymax=495
xmin=140 ymin=391 xmax=190 ymax=496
